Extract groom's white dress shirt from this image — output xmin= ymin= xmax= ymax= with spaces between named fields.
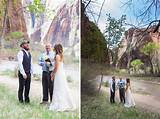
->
xmin=109 ymin=79 xmax=117 ymax=92
xmin=17 ymin=48 xmax=34 ymax=76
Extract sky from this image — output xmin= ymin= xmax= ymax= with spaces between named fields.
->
xmin=85 ymin=0 xmax=160 ymax=32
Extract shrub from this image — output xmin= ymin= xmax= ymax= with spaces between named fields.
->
xmin=131 ymin=59 xmax=144 ymax=74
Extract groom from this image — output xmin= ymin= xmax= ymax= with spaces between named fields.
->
xmin=17 ymin=39 xmax=34 ymax=103
xmin=109 ymin=76 xmax=116 ymax=103
xmin=39 ymin=44 xmax=55 ymax=104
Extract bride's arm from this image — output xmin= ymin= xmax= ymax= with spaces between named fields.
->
xmin=125 ymin=83 xmax=129 ymax=91
xmin=51 ymin=55 xmax=60 ymax=80
xmin=54 ymin=55 xmax=61 ymax=73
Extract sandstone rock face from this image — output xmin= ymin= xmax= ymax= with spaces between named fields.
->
xmin=43 ymin=0 xmax=79 ymax=47
xmin=2 ymin=0 xmax=28 ymax=39
xmin=117 ymin=28 xmax=160 ymax=74
xmin=22 ymin=0 xmax=79 ymax=47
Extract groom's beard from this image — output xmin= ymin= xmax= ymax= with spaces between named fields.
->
xmin=24 ymin=47 xmax=29 ymax=51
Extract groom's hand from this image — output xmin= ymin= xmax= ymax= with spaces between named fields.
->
xmin=23 ymin=74 xmax=27 ymax=79
xmin=111 ymin=89 xmax=114 ymax=92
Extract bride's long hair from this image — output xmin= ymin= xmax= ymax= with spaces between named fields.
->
xmin=126 ymin=78 xmax=130 ymax=85
xmin=54 ymin=44 xmax=64 ymax=60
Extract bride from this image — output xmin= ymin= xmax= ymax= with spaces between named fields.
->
xmin=124 ymin=78 xmax=135 ymax=108
xmin=49 ymin=44 xmax=75 ymax=111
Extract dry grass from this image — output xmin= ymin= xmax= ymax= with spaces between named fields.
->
xmin=0 ymin=85 xmax=79 ymax=119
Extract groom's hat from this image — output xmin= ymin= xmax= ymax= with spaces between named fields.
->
xmin=19 ymin=38 xmax=30 ymax=47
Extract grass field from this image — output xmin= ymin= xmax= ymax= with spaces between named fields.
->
xmin=81 ymin=94 xmax=160 ymax=119
xmin=0 ymin=85 xmax=79 ymax=119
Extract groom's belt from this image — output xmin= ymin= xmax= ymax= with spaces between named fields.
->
xmin=18 ymin=70 xmax=30 ymax=74
xmin=119 ymin=87 xmax=125 ymax=89
xmin=43 ymin=71 xmax=53 ymax=73
xmin=25 ymin=71 xmax=30 ymax=73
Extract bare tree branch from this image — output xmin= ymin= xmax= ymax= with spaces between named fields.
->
xmin=96 ymin=0 xmax=105 ymax=24
xmin=121 ymin=0 xmax=133 ymax=8
xmin=86 ymin=5 xmax=97 ymax=23
xmin=122 ymin=0 xmax=160 ymax=24
xmin=153 ymin=20 xmax=160 ymax=33
xmin=125 ymin=19 xmax=160 ymax=48
xmin=84 ymin=0 xmax=92 ymax=12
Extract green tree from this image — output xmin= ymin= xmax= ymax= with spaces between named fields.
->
xmin=81 ymin=21 xmax=108 ymax=63
xmin=131 ymin=59 xmax=144 ymax=74
xmin=81 ymin=3 xmax=109 ymax=63
xmin=27 ymin=0 xmax=45 ymax=16
xmin=141 ymin=42 xmax=160 ymax=74
xmin=104 ymin=14 xmax=126 ymax=66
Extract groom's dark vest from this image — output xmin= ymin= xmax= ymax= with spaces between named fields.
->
xmin=22 ymin=50 xmax=31 ymax=73
xmin=112 ymin=80 xmax=115 ymax=91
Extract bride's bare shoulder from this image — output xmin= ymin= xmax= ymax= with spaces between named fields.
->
xmin=126 ymin=83 xmax=130 ymax=86
xmin=56 ymin=54 xmax=60 ymax=60
xmin=56 ymin=54 xmax=63 ymax=61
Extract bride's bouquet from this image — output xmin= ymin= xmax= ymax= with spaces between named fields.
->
xmin=43 ymin=55 xmax=52 ymax=66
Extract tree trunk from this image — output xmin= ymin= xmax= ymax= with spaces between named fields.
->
xmin=112 ymin=48 xmax=119 ymax=67
xmin=106 ymin=48 xmax=110 ymax=66
xmin=0 ymin=0 xmax=9 ymax=49
xmin=98 ymin=72 xmax=103 ymax=93
xmin=110 ymin=50 xmax=114 ymax=65
xmin=127 ymin=52 xmax=132 ymax=74
xmin=0 ymin=0 xmax=29 ymax=49
xmin=149 ymin=57 xmax=154 ymax=74
xmin=106 ymin=45 xmax=110 ymax=66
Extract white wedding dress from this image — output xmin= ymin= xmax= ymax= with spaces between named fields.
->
xmin=49 ymin=61 xmax=75 ymax=111
xmin=124 ymin=85 xmax=135 ymax=107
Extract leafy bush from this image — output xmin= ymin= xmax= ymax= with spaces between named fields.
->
xmin=141 ymin=42 xmax=159 ymax=56
xmin=131 ymin=59 xmax=144 ymax=74
xmin=104 ymin=81 xmax=109 ymax=87
xmin=140 ymin=42 xmax=160 ymax=74
xmin=5 ymin=31 xmax=24 ymax=41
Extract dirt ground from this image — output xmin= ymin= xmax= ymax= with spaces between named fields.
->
xmin=0 ymin=75 xmax=79 ymax=109
xmin=101 ymin=86 xmax=160 ymax=113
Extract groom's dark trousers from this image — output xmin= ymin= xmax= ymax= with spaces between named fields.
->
xmin=42 ymin=71 xmax=54 ymax=102
xmin=110 ymin=90 xmax=115 ymax=103
xmin=110 ymin=81 xmax=115 ymax=103
xmin=18 ymin=71 xmax=31 ymax=103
